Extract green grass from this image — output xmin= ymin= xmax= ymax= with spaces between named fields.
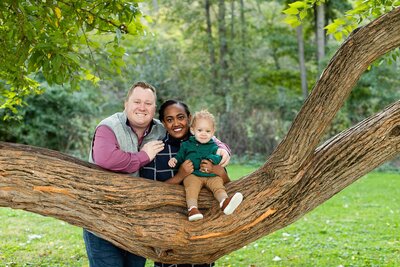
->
xmin=1 ymin=166 xmax=399 ymax=267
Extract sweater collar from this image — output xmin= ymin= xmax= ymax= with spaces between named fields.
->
xmin=165 ymin=133 xmax=190 ymax=146
xmin=188 ymin=135 xmax=213 ymax=145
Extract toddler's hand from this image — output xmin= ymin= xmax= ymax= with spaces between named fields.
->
xmin=168 ymin=158 xmax=177 ymax=168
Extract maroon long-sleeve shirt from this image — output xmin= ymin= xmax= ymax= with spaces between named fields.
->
xmin=92 ymin=125 xmax=150 ymax=173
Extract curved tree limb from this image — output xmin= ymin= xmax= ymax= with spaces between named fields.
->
xmin=0 ymin=7 xmax=400 ymax=264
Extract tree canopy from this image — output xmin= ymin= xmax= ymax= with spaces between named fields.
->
xmin=0 ymin=0 xmax=147 ymax=117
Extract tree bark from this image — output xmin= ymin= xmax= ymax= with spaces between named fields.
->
xmin=1 ymin=7 xmax=400 ymax=265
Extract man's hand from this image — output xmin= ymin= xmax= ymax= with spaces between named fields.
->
xmin=216 ymin=148 xmax=230 ymax=167
xmin=140 ymin=140 xmax=164 ymax=161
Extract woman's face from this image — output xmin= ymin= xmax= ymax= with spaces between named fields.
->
xmin=162 ymin=104 xmax=191 ymax=140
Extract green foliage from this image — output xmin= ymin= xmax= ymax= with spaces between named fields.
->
xmin=119 ymin=1 xmax=312 ymax=158
xmin=0 ymin=83 xmax=100 ymax=159
xmin=283 ymin=0 xmax=400 ymax=40
xmin=88 ymin=0 xmax=400 ymax=158
xmin=283 ymin=0 xmax=326 ymax=27
xmin=0 ymin=0 xmax=146 ymax=116
xmin=1 ymin=171 xmax=399 ymax=266
xmin=347 ymin=62 xmax=400 ymax=124
xmin=325 ymin=0 xmax=400 ymax=41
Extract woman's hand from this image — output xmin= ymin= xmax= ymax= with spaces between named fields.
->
xmin=200 ymin=159 xmax=230 ymax=184
xmin=200 ymin=159 xmax=214 ymax=174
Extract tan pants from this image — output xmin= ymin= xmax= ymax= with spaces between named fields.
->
xmin=183 ymin=174 xmax=228 ymax=208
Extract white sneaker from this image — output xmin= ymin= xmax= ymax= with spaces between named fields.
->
xmin=188 ymin=206 xmax=204 ymax=221
xmin=221 ymin=192 xmax=243 ymax=215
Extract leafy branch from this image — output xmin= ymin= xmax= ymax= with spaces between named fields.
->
xmin=283 ymin=0 xmax=400 ymax=40
xmin=0 ymin=0 xmax=147 ymax=119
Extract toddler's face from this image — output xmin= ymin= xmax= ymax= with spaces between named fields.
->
xmin=191 ymin=118 xmax=215 ymax=144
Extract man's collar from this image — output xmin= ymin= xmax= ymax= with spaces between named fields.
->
xmin=125 ymin=118 xmax=155 ymax=137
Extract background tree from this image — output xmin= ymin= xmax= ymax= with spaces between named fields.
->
xmin=0 ymin=82 xmax=99 ymax=158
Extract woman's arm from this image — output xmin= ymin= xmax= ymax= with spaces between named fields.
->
xmin=213 ymin=136 xmax=231 ymax=167
xmin=164 ymin=160 xmax=194 ymax=185
xmin=212 ymin=136 xmax=231 ymax=154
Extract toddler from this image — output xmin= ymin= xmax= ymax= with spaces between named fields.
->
xmin=169 ymin=110 xmax=243 ymax=221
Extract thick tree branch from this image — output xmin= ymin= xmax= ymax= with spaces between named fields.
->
xmin=291 ymin=100 xmax=400 ymax=217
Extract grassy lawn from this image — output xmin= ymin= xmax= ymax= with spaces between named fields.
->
xmin=0 ymin=165 xmax=399 ymax=267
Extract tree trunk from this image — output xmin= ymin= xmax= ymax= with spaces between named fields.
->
xmin=217 ymin=0 xmax=231 ymax=112
xmin=316 ymin=2 xmax=326 ymax=73
xmin=152 ymin=0 xmax=158 ymax=13
xmin=205 ymin=0 xmax=218 ymax=92
xmin=296 ymin=24 xmax=308 ymax=99
xmin=239 ymin=0 xmax=249 ymax=89
xmin=229 ymin=0 xmax=235 ymax=87
xmin=218 ymin=0 xmax=228 ymax=78
xmin=1 ymin=7 xmax=400 ymax=265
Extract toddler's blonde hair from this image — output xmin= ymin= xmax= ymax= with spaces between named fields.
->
xmin=191 ymin=109 xmax=216 ymax=130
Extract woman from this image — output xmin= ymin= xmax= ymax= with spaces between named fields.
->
xmin=140 ymin=100 xmax=231 ymax=267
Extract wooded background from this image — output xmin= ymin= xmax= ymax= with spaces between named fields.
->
xmin=1 ymin=0 xmax=399 ymax=166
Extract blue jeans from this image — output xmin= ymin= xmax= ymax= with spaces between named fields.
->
xmin=83 ymin=229 xmax=146 ymax=267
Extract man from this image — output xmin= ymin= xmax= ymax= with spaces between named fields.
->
xmin=83 ymin=81 xmax=165 ymax=267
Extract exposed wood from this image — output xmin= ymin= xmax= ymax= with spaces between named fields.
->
xmin=1 ymin=7 xmax=400 ymax=265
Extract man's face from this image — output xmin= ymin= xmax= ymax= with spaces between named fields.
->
xmin=124 ymin=86 xmax=156 ymax=130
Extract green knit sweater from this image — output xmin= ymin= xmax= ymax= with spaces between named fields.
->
xmin=174 ymin=136 xmax=222 ymax=177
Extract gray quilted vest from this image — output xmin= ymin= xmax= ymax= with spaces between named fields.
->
xmin=88 ymin=111 xmax=166 ymax=176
